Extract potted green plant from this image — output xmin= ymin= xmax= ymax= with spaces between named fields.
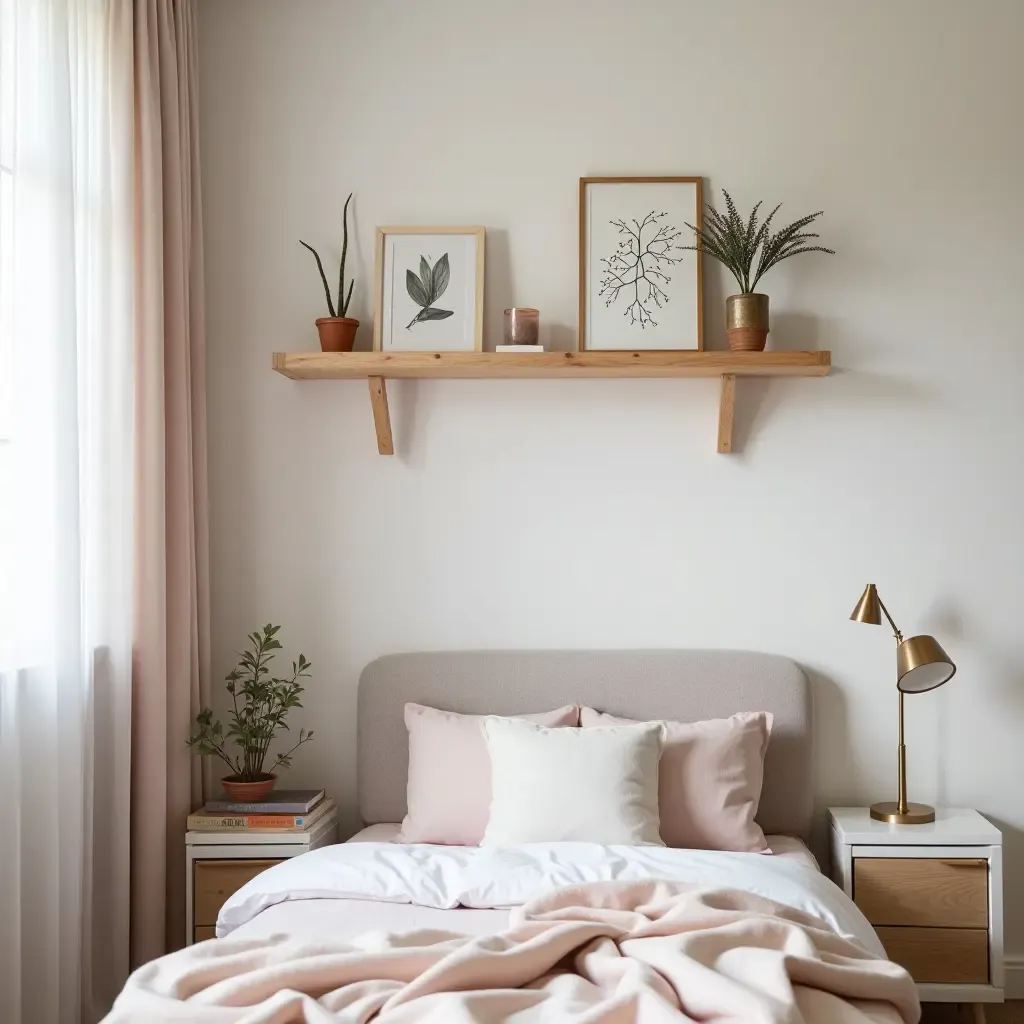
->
xmin=301 ymin=192 xmax=358 ymax=352
xmin=684 ymin=190 xmax=834 ymax=352
xmin=187 ymin=624 xmax=314 ymax=802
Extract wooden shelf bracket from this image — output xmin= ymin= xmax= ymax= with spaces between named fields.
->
xmin=367 ymin=376 xmax=394 ymax=455
xmin=717 ymin=374 xmax=736 ymax=454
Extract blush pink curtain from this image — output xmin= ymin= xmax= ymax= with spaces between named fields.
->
xmin=130 ymin=0 xmax=211 ymax=966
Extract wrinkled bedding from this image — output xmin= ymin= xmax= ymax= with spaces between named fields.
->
xmin=216 ymin=839 xmax=871 ymax=954
xmin=226 ymin=826 xmax=822 ymax=945
xmin=105 ymin=880 xmax=917 ymax=1023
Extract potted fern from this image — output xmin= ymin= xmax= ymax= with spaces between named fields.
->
xmin=187 ymin=625 xmax=314 ymax=801
xmin=684 ymin=190 xmax=834 ymax=352
xmin=301 ymin=192 xmax=358 ymax=352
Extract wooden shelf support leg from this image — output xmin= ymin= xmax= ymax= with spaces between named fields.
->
xmin=717 ymin=374 xmax=736 ymax=454
xmin=368 ymin=376 xmax=394 ymax=455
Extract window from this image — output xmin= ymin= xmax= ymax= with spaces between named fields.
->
xmin=0 ymin=0 xmax=13 ymax=440
xmin=0 ymin=0 xmax=12 ymax=654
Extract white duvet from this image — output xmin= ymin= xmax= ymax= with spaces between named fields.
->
xmin=218 ymin=840 xmax=883 ymax=957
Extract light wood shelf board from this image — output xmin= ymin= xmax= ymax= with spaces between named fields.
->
xmin=271 ymin=349 xmax=831 ymax=454
xmin=271 ymin=350 xmax=830 ymax=381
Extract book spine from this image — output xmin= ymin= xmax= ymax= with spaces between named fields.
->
xmin=186 ymin=801 xmax=335 ymax=833
xmin=186 ymin=815 xmax=323 ymax=831
xmin=204 ymin=801 xmax=315 ymax=814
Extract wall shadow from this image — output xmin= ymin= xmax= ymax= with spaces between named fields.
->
xmin=346 ymin=196 xmax=375 ymax=352
xmin=985 ymin=815 xmax=1023 ymax=971
xmin=805 ymin=667 xmax=858 ymax=867
xmin=731 ymin=365 xmax=941 ymax=457
xmin=727 ymin=311 xmax=823 ymax=453
xmin=546 ymin=323 xmax=577 ymax=353
xmin=701 ymin=251 xmax=727 ymax=351
xmin=483 ymin=228 xmax=512 ymax=351
xmin=393 ymin=380 xmax=423 ymax=464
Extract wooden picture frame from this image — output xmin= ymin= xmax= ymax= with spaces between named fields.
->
xmin=373 ymin=226 xmax=485 ymax=352
xmin=578 ymin=177 xmax=703 ymax=351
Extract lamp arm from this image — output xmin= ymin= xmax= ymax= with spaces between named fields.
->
xmin=875 ymin=596 xmax=903 ymax=643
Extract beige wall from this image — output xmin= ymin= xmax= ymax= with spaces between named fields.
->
xmin=198 ymin=0 xmax=1024 ymax=975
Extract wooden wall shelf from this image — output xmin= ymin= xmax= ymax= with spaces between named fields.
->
xmin=271 ymin=350 xmax=831 ymax=455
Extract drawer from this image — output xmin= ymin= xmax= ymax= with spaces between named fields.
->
xmin=876 ymin=926 xmax=988 ymax=984
xmin=193 ymin=858 xmax=284 ymax=927
xmin=193 ymin=926 xmax=216 ymax=942
xmin=853 ymin=858 xmax=987 ymax=928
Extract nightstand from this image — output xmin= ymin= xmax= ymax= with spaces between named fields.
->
xmin=185 ymin=811 xmax=338 ymax=944
xmin=829 ymin=807 xmax=1003 ymax=1019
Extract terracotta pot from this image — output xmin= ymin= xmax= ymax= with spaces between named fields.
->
xmin=316 ymin=317 xmax=359 ymax=352
xmin=725 ymin=293 xmax=769 ymax=352
xmin=221 ymin=773 xmax=276 ymax=802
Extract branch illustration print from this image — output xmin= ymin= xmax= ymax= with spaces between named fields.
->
xmin=598 ymin=211 xmax=684 ymax=327
xmin=406 ymin=253 xmax=454 ymax=329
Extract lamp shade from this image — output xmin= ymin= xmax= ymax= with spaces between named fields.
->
xmin=897 ymin=634 xmax=956 ymax=693
xmin=850 ymin=584 xmax=882 ymax=625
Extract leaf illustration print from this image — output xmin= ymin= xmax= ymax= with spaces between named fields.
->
xmin=405 ymin=252 xmax=454 ymax=328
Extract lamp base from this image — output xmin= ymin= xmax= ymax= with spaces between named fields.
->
xmin=870 ymin=801 xmax=936 ymax=824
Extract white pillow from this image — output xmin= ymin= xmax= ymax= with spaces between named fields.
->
xmin=481 ymin=717 xmax=665 ymax=846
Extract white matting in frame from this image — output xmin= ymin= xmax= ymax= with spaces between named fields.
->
xmin=580 ymin=177 xmax=703 ymax=351
xmin=374 ymin=227 xmax=485 ymax=352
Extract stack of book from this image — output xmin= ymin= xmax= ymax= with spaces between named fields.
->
xmin=187 ymin=788 xmax=335 ymax=833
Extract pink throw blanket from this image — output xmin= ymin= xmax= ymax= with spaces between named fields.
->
xmin=105 ymin=881 xmax=919 ymax=1023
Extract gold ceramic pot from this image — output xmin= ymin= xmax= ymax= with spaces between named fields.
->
xmin=725 ymin=293 xmax=769 ymax=352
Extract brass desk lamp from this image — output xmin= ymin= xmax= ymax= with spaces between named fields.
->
xmin=850 ymin=584 xmax=956 ymax=824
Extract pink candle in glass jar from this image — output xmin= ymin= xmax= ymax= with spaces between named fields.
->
xmin=503 ymin=308 xmax=540 ymax=346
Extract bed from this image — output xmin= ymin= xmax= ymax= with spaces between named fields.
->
xmin=229 ymin=649 xmax=819 ymax=943
xmin=105 ymin=651 xmax=919 ymax=1023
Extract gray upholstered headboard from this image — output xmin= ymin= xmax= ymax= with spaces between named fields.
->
xmin=357 ymin=650 xmax=812 ymax=838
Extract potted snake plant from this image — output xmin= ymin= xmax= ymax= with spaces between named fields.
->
xmin=187 ymin=625 xmax=314 ymax=801
xmin=301 ymin=192 xmax=358 ymax=352
xmin=684 ymin=190 xmax=834 ymax=352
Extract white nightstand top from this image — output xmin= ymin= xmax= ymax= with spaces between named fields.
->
xmin=829 ymin=807 xmax=1001 ymax=846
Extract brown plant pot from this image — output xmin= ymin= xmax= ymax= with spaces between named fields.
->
xmin=221 ymin=773 xmax=277 ymax=802
xmin=725 ymin=293 xmax=769 ymax=352
xmin=316 ymin=317 xmax=359 ymax=353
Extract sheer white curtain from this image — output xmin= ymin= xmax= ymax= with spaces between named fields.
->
xmin=0 ymin=1 xmax=134 ymax=1021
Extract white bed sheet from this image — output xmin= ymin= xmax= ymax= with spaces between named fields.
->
xmin=348 ymin=822 xmax=821 ymax=871
xmin=227 ymin=896 xmax=507 ymax=942
xmin=227 ymin=824 xmax=825 ymax=944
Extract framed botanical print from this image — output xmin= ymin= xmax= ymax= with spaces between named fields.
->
xmin=578 ymin=177 xmax=703 ymax=351
xmin=373 ymin=226 xmax=485 ymax=352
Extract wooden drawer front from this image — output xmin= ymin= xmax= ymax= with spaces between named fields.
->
xmin=876 ymin=926 xmax=988 ymax=984
xmin=193 ymin=926 xmax=216 ymax=943
xmin=193 ymin=858 xmax=284 ymax=927
xmin=854 ymin=858 xmax=987 ymax=928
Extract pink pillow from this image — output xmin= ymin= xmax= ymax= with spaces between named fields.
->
xmin=396 ymin=703 xmax=580 ymax=845
xmin=579 ymin=707 xmax=772 ymax=853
